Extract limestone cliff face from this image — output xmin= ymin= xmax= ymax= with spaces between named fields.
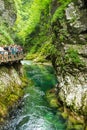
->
xmin=0 ymin=66 xmax=22 ymax=92
xmin=0 ymin=0 xmax=17 ymax=44
xmin=51 ymin=0 xmax=87 ymax=116
xmin=0 ymin=1 xmax=26 ymax=121
xmin=0 ymin=0 xmax=16 ymax=26
xmin=0 ymin=63 xmax=27 ymax=121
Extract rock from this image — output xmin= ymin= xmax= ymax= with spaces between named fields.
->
xmin=65 ymin=2 xmax=87 ymax=33
xmin=0 ymin=0 xmax=4 ymax=11
xmin=46 ymin=89 xmax=59 ymax=108
xmin=51 ymin=0 xmax=87 ymax=118
xmin=0 ymin=0 xmax=16 ymax=26
xmin=0 ymin=66 xmax=22 ymax=92
xmin=0 ymin=0 xmax=17 ymax=45
xmin=0 ymin=65 xmax=27 ymax=120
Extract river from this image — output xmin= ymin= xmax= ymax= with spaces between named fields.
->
xmin=0 ymin=61 xmax=69 ymax=130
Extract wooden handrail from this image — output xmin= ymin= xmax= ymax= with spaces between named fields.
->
xmin=0 ymin=53 xmax=24 ymax=64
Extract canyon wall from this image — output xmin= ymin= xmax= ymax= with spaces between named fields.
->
xmin=51 ymin=0 xmax=87 ymax=117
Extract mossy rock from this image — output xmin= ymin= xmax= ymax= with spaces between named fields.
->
xmin=0 ymin=84 xmax=5 ymax=92
xmin=66 ymin=123 xmax=83 ymax=130
xmin=46 ymin=89 xmax=59 ymax=108
xmin=73 ymin=124 xmax=83 ymax=130
xmin=0 ymin=103 xmax=7 ymax=117
xmin=68 ymin=115 xmax=83 ymax=124
xmin=61 ymin=112 xmax=68 ymax=119
xmin=50 ymin=98 xmax=59 ymax=108
xmin=7 ymin=94 xmax=18 ymax=106
xmin=86 ymin=126 xmax=87 ymax=130
xmin=21 ymin=77 xmax=28 ymax=83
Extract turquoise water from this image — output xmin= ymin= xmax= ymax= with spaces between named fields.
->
xmin=0 ymin=61 xmax=67 ymax=130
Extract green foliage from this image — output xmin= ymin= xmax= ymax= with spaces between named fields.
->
xmin=26 ymin=36 xmax=57 ymax=63
xmin=14 ymin=0 xmax=83 ymax=66
xmin=0 ymin=24 xmax=14 ymax=45
xmin=39 ymin=40 xmax=57 ymax=57
xmin=14 ymin=0 xmax=51 ymax=42
xmin=0 ymin=14 xmax=14 ymax=45
xmin=52 ymin=0 xmax=73 ymax=22
xmin=65 ymin=48 xmax=84 ymax=67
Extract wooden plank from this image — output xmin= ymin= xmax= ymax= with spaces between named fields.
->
xmin=0 ymin=54 xmax=24 ymax=65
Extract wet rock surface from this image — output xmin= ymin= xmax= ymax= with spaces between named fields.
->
xmin=51 ymin=0 xmax=87 ymax=117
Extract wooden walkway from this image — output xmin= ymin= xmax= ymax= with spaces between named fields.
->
xmin=0 ymin=54 xmax=24 ymax=65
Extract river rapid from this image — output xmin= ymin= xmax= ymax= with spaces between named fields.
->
xmin=0 ymin=61 xmax=72 ymax=130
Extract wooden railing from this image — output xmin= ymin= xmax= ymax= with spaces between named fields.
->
xmin=0 ymin=53 xmax=24 ymax=64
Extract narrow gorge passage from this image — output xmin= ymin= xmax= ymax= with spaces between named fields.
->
xmin=0 ymin=61 xmax=67 ymax=130
xmin=0 ymin=0 xmax=87 ymax=129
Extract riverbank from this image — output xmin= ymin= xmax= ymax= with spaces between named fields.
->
xmin=46 ymin=88 xmax=87 ymax=130
xmin=0 ymin=62 xmax=28 ymax=123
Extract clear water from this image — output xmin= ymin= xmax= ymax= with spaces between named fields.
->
xmin=0 ymin=61 xmax=67 ymax=130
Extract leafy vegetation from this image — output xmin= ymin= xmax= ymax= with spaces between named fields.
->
xmin=0 ymin=25 xmax=14 ymax=45
xmin=52 ymin=0 xmax=73 ymax=22
xmin=0 ymin=17 xmax=14 ymax=45
xmin=14 ymin=0 xmax=51 ymax=43
xmin=65 ymin=48 xmax=85 ymax=67
xmin=14 ymin=0 xmax=77 ymax=63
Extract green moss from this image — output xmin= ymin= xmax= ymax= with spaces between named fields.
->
xmin=46 ymin=89 xmax=59 ymax=108
xmin=66 ymin=120 xmax=83 ymax=130
xmin=65 ymin=48 xmax=85 ymax=67
xmin=25 ymin=37 xmax=57 ymax=63
xmin=0 ymin=24 xmax=14 ymax=45
xmin=61 ymin=112 xmax=68 ymax=119
xmin=7 ymin=94 xmax=19 ymax=106
xmin=20 ymin=76 xmax=28 ymax=88
xmin=0 ymin=78 xmax=27 ymax=121
xmin=26 ymin=53 xmax=40 ymax=60
xmin=68 ymin=115 xmax=82 ymax=124
xmin=0 ymin=103 xmax=7 ymax=117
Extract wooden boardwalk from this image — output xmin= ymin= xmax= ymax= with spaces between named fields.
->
xmin=0 ymin=54 xmax=24 ymax=65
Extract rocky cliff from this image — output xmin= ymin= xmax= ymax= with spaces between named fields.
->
xmin=0 ymin=0 xmax=16 ymax=45
xmin=0 ymin=0 xmax=16 ymax=26
xmin=0 ymin=63 xmax=27 ymax=122
xmin=0 ymin=0 xmax=26 ymax=122
xmin=22 ymin=0 xmax=87 ymax=119
xmin=51 ymin=0 xmax=87 ymax=118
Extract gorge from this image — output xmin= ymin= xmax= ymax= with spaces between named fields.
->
xmin=0 ymin=0 xmax=87 ymax=130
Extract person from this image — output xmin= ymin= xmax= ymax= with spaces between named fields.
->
xmin=4 ymin=45 xmax=9 ymax=51
xmin=11 ymin=45 xmax=16 ymax=60
xmin=4 ymin=50 xmax=8 ymax=61
xmin=14 ymin=44 xmax=18 ymax=58
xmin=0 ymin=46 xmax=5 ymax=61
xmin=4 ymin=45 xmax=9 ymax=61
xmin=17 ymin=45 xmax=23 ymax=55
xmin=8 ymin=46 xmax=12 ymax=59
